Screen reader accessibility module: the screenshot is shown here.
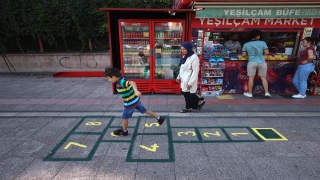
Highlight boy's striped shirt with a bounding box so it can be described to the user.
[116,77,140,108]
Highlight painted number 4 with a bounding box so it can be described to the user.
[140,143,159,152]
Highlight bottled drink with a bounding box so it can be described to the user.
[133,66,138,78]
[128,56,132,65]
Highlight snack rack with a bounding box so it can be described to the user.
[199,32,225,96]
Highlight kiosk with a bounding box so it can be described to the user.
[100,0,320,95]
[190,1,320,95]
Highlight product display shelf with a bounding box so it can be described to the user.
[200,65,224,96]
[199,31,225,96]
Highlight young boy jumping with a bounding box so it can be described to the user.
[105,67,166,136]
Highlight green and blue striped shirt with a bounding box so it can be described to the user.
[116,77,140,108]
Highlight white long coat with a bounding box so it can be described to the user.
[176,54,200,93]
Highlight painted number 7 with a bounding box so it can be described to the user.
[64,142,87,150]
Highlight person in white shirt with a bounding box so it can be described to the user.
[176,42,205,113]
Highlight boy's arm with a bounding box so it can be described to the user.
[242,44,247,57]
[129,81,142,97]
[242,51,247,57]
[263,42,269,55]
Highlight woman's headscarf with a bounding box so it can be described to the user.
[179,42,194,66]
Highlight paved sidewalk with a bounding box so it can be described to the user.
[1,73,320,114]
[0,73,320,180]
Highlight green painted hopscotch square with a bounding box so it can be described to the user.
[252,128,288,141]
[222,127,263,142]
[171,127,200,142]
[198,128,228,142]
[126,135,174,162]
[43,116,115,161]
[126,116,174,162]
[45,134,100,161]
[74,117,112,133]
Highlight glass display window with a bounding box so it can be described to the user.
[154,22,183,79]
[120,22,151,79]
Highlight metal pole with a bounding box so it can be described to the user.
[1,52,17,73]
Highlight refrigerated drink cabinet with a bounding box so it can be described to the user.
[118,20,185,94]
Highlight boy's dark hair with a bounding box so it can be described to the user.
[250,30,262,39]
[105,67,121,78]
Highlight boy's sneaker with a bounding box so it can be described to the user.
[292,94,306,98]
[157,116,166,125]
[113,128,128,136]
[265,92,271,97]
[243,92,253,98]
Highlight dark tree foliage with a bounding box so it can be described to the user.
[0,0,172,53]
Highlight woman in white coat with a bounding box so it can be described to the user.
[176,42,205,113]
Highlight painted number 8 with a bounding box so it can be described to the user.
[85,122,101,126]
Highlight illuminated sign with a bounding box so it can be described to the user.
[197,8,320,18]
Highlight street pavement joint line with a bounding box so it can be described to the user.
[1,112,320,118]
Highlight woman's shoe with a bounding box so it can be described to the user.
[180,109,192,113]
[198,101,206,110]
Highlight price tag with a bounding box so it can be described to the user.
[143,32,149,37]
